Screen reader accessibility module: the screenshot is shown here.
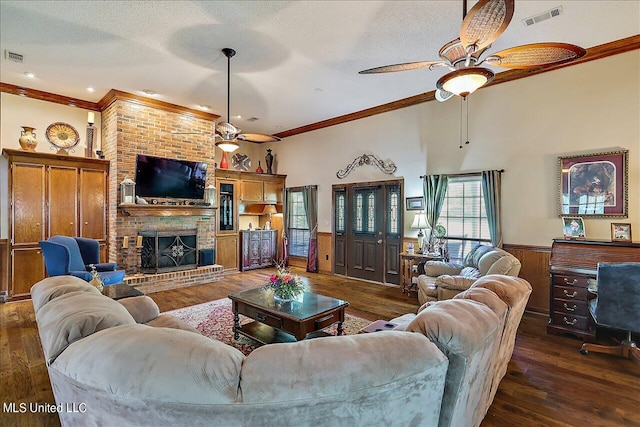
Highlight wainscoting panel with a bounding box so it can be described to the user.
[504,244,551,314]
[318,232,332,275]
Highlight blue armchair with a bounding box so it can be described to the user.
[39,236,125,285]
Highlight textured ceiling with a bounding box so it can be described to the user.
[1,1,638,135]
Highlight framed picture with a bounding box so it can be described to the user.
[611,223,632,242]
[558,150,628,217]
[562,216,586,239]
[405,196,424,211]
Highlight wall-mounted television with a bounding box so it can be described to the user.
[134,154,208,199]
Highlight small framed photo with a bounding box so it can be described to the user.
[405,196,424,211]
[562,216,586,239]
[611,223,632,242]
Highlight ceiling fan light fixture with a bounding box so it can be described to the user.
[215,140,241,153]
[436,67,494,97]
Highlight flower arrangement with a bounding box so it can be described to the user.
[262,264,305,301]
[88,264,103,292]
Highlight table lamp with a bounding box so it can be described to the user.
[411,212,429,253]
[262,204,277,230]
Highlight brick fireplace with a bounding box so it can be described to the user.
[101,92,223,291]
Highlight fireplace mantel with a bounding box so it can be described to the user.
[119,204,216,217]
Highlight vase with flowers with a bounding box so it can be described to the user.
[262,263,305,303]
[88,264,104,293]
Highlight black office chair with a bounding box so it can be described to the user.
[580,262,640,362]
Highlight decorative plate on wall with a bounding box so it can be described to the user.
[45,122,79,153]
[232,153,251,171]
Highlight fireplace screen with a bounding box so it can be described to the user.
[140,229,198,273]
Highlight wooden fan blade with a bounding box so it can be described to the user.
[238,133,281,143]
[460,0,514,51]
[358,60,444,74]
[485,43,587,69]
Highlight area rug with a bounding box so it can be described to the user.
[164,298,373,355]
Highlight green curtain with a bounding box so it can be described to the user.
[481,170,503,247]
[301,185,318,272]
[423,174,449,229]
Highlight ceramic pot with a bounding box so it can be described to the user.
[265,149,274,174]
[18,126,38,151]
[256,161,264,174]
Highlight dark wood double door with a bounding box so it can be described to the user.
[333,181,402,284]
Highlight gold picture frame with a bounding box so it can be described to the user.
[611,223,632,242]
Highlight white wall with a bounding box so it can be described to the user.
[270,51,640,246]
[0,93,102,239]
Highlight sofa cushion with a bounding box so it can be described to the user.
[241,331,447,403]
[31,276,101,313]
[484,253,521,276]
[117,296,160,324]
[460,266,481,279]
[424,261,463,276]
[464,244,493,267]
[453,287,508,322]
[145,314,202,334]
[36,292,135,364]
[51,324,244,404]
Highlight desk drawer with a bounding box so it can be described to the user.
[552,312,590,331]
[244,306,282,329]
[552,299,588,316]
[552,274,591,288]
[553,285,588,301]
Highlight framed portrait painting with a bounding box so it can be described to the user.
[558,150,628,217]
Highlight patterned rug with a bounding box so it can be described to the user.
[164,298,373,355]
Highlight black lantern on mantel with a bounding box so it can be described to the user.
[120,177,135,205]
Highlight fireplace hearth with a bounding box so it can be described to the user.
[140,229,198,273]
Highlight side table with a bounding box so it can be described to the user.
[102,283,144,300]
[400,253,443,296]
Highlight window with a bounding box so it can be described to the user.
[287,190,309,257]
[335,190,346,233]
[387,185,400,236]
[438,175,490,263]
[353,188,376,234]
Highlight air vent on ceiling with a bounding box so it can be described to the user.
[523,6,563,27]
[246,117,259,122]
[5,50,24,63]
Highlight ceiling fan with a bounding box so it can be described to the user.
[359,0,587,101]
[174,47,281,152]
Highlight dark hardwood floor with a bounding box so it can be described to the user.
[1,269,639,427]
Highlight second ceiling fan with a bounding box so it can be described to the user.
[359,0,587,101]
[176,47,281,152]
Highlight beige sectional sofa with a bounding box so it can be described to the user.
[31,274,531,427]
[417,244,522,304]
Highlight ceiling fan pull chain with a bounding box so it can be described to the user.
[465,96,470,146]
[459,97,464,149]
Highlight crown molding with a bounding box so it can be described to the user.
[0,82,100,111]
[97,89,219,121]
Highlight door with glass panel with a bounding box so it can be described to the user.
[333,181,402,284]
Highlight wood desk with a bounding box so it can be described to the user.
[400,253,443,296]
[547,238,640,340]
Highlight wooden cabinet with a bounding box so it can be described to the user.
[240,230,277,271]
[240,180,264,202]
[215,169,285,270]
[547,238,640,340]
[216,234,239,271]
[3,149,110,299]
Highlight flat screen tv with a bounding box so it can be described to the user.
[134,154,208,199]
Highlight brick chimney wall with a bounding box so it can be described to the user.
[102,99,217,273]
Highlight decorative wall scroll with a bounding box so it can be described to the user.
[558,150,628,218]
[336,154,397,179]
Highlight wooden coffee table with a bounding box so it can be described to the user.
[229,287,349,345]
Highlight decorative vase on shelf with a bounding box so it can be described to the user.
[220,151,229,169]
[256,161,264,174]
[18,126,38,151]
[265,149,274,174]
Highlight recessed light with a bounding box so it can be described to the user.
[314,88,323,92]
[199,105,211,110]
[233,115,242,119]
[24,72,34,78]
[142,89,157,96]
[87,87,95,92]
